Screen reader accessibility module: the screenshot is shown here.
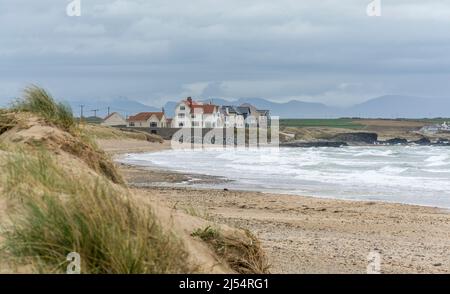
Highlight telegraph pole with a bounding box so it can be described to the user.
[79,105,84,119]
[91,109,99,117]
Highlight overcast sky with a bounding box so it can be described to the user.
[1,0,450,107]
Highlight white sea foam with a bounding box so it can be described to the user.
[120,146,450,208]
[424,154,450,167]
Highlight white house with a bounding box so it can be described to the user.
[127,112,167,128]
[173,97,223,128]
[173,97,194,128]
[101,112,127,127]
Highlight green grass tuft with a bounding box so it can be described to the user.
[192,226,219,240]
[12,85,75,131]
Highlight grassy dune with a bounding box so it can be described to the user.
[0,86,268,274]
[0,87,191,273]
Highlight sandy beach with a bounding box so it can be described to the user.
[99,139,450,274]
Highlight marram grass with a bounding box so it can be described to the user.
[12,85,75,131]
[5,85,124,185]
[3,151,192,273]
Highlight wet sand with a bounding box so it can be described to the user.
[101,139,450,274]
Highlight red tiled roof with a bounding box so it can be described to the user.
[127,112,164,122]
[182,99,200,107]
[190,104,217,114]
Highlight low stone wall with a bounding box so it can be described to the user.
[116,127,277,145]
[122,127,222,140]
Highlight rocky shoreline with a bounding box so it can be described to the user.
[281,132,450,148]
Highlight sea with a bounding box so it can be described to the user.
[120,146,450,209]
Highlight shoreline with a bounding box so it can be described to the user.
[115,142,450,210]
[99,138,450,273]
[117,160,450,212]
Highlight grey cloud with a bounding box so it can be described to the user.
[0,0,449,107]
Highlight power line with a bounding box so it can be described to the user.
[91,109,99,117]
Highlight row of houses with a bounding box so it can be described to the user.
[101,97,270,129]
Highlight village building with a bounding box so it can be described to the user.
[236,104,270,127]
[101,112,127,127]
[127,111,167,128]
[219,106,245,128]
[173,97,223,128]
[173,97,196,128]
[125,98,270,130]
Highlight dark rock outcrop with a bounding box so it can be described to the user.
[411,137,431,145]
[330,132,378,144]
[383,138,408,145]
[435,138,450,146]
[380,137,435,145]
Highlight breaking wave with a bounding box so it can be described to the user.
[120,146,450,209]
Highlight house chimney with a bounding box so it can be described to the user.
[187,97,193,107]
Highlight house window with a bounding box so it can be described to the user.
[150,122,158,127]
[179,122,184,127]
[129,122,135,127]
[180,106,185,110]
[178,113,185,118]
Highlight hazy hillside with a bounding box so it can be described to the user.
[202,97,341,118]
[162,101,179,118]
[348,95,450,118]
[198,96,450,118]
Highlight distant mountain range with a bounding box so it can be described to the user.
[199,97,338,119]
[348,95,450,118]
[165,95,450,118]
[66,95,450,119]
